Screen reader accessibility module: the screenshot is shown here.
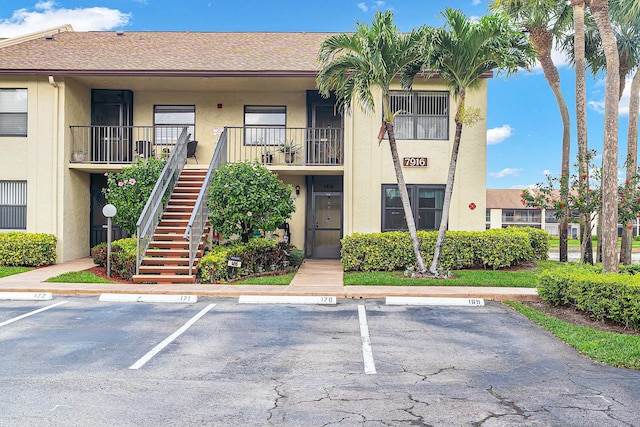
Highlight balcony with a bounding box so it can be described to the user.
[223,127,343,166]
[70,125,190,165]
[70,126,344,168]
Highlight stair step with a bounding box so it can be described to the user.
[139,265,196,274]
[162,212,192,219]
[142,257,192,266]
[152,233,186,241]
[145,248,190,257]
[158,219,189,227]
[132,274,196,284]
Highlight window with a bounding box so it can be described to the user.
[502,209,541,224]
[390,91,448,140]
[244,105,286,145]
[0,181,26,229]
[0,89,27,137]
[382,184,445,231]
[154,105,195,145]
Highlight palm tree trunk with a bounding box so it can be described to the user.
[385,121,427,273]
[530,28,570,263]
[591,0,620,273]
[573,0,593,264]
[620,70,640,264]
[430,94,465,275]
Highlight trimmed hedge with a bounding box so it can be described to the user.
[0,232,57,266]
[538,265,640,329]
[198,238,303,283]
[341,227,548,272]
[91,238,137,280]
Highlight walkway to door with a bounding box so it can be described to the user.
[286,259,344,294]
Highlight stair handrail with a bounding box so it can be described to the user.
[136,128,189,275]
[183,128,228,275]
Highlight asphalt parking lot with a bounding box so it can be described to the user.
[1,296,639,426]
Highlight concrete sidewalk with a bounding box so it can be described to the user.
[0,258,539,301]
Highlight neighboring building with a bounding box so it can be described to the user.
[0,26,488,263]
[486,189,582,238]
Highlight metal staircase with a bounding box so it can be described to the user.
[132,167,209,283]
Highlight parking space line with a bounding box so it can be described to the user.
[358,305,376,375]
[386,297,485,306]
[129,303,216,370]
[0,301,68,327]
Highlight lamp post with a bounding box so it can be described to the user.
[102,204,117,278]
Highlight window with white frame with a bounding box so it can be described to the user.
[382,184,445,231]
[0,181,27,229]
[390,91,448,140]
[153,105,195,145]
[0,89,28,137]
[244,105,286,145]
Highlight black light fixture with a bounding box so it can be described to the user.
[295,185,300,196]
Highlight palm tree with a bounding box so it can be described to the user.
[492,0,573,263]
[569,0,594,265]
[590,0,620,273]
[411,8,535,274]
[316,11,429,272]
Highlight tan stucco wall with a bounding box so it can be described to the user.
[0,78,61,250]
[133,90,309,165]
[60,78,92,260]
[345,79,487,235]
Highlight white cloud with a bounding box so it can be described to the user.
[0,1,130,38]
[542,169,554,176]
[358,1,388,12]
[357,2,368,12]
[472,0,482,5]
[486,124,512,145]
[588,75,634,116]
[489,168,521,178]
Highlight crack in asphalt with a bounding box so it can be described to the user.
[267,377,286,425]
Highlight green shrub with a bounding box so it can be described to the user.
[0,232,57,266]
[634,235,640,242]
[539,265,640,329]
[518,227,549,260]
[197,238,303,283]
[90,238,137,280]
[341,228,545,272]
[103,156,167,235]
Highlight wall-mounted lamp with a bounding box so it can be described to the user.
[295,185,300,196]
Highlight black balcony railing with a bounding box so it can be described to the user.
[70,125,191,164]
[70,125,344,166]
[224,127,343,166]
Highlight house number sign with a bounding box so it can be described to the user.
[403,157,428,167]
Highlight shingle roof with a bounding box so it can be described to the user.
[0,30,335,76]
[486,189,528,209]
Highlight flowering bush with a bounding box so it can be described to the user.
[207,161,295,242]
[103,155,166,235]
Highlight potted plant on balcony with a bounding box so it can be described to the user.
[279,140,301,164]
[72,150,88,162]
[261,147,273,164]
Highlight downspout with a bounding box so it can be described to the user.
[49,76,61,261]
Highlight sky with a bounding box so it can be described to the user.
[0,0,633,190]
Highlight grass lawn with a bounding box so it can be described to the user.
[343,260,561,287]
[0,266,32,278]
[548,238,640,249]
[232,272,296,285]
[46,271,116,284]
[506,301,640,370]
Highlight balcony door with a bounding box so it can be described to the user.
[91,90,133,162]
[306,91,342,164]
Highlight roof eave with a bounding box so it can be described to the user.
[0,69,321,78]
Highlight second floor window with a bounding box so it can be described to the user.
[0,89,28,137]
[244,105,286,145]
[154,105,195,145]
[390,91,448,140]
